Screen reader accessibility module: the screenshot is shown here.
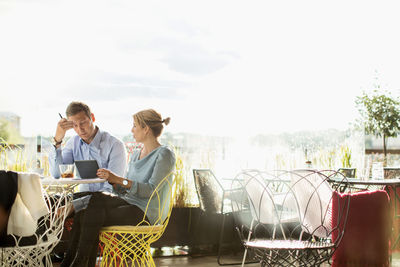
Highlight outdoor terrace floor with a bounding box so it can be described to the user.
[52,251,400,266]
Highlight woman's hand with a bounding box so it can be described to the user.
[97,169,131,188]
[97,168,121,185]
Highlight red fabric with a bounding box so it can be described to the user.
[331,190,391,267]
[65,218,74,231]
[384,185,400,253]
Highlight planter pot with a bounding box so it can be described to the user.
[338,168,356,178]
[384,167,400,179]
[152,207,242,254]
[153,207,197,248]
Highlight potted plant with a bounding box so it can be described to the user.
[338,145,356,178]
[356,88,400,166]
[174,150,190,208]
[153,147,198,249]
[0,139,30,172]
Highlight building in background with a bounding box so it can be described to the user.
[365,135,400,154]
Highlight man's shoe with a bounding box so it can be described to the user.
[51,252,64,263]
[70,254,89,267]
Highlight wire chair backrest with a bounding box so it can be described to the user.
[289,169,334,237]
[142,171,176,228]
[236,170,296,225]
[230,169,350,249]
[1,174,71,267]
[193,169,224,214]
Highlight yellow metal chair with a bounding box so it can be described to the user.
[98,172,176,267]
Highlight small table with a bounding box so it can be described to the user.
[329,177,400,250]
[41,177,106,194]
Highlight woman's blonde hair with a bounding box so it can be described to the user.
[133,109,170,138]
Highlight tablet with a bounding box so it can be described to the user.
[74,160,100,179]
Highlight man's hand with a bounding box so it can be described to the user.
[55,118,74,142]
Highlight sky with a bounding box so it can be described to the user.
[1,0,400,139]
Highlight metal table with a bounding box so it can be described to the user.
[41,177,106,194]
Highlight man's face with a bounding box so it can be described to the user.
[68,111,95,142]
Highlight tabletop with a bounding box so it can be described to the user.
[329,177,400,186]
[41,177,106,185]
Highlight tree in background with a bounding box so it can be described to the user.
[356,89,400,165]
[0,120,9,142]
[0,119,23,144]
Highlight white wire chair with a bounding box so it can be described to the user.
[1,183,71,267]
[230,169,350,267]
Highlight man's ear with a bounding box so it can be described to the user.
[91,113,95,123]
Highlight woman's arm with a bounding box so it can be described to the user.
[97,147,176,197]
[96,168,130,187]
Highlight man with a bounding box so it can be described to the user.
[48,101,127,262]
[49,101,127,193]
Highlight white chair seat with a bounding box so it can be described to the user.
[246,239,334,250]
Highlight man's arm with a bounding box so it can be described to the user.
[107,140,127,177]
[48,139,74,178]
[49,117,74,178]
[87,139,126,193]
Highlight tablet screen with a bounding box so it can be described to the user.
[74,160,100,179]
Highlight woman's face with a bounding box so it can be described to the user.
[131,119,146,142]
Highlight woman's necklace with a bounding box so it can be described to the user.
[140,148,149,159]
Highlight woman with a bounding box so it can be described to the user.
[61,109,176,267]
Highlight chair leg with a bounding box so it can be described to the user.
[217,214,233,266]
[218,214,258,266]
[241,219,255,267]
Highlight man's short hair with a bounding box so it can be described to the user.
[66,101,92,118]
